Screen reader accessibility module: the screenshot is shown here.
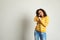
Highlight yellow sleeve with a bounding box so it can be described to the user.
[34,16,39,22]
[41,16,49,27]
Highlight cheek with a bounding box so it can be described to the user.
[39,13,41,15]
[42,13,44,15]
[40,13,43,15]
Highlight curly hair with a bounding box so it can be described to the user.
[36,8,47,17]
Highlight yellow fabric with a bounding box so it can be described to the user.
[34,16,49,32]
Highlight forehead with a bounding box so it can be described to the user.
[38,10,43,12]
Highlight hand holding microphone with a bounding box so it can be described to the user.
[37,17,41,24]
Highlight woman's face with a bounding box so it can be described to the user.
[38,10,44,17]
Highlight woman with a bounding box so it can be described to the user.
[34,8,49,40]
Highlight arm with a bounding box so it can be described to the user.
[34,16,39,22]
[40,16,49,27]
[34,16,49,27]
[34,16,41,25]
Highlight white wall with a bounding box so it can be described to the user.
[0,0,60,40]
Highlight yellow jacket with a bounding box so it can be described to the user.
[34,16,49,32]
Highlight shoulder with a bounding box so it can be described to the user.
[34,16,38,19]
[43,16,49,21]
[45,16,50,21]
[45,16,49,19]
